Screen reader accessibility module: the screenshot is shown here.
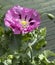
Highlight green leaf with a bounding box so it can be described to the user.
[33,39,47,50]
[0,27,4,36]
[8,55,14,59]
[48,62,55,65]
[3,59,12,65]
[36,39,47,50]
[40,27,46,37]
[43,50,55,58]
[38,54,45,60]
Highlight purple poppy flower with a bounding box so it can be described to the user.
[4,6,41,34]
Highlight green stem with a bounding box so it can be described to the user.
[41,13,55,20]
[30,50,32,62]
[41,13,48,16]
[29,45,33,62]
[24,47,29,53]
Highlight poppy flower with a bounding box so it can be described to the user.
[4,6,40,34]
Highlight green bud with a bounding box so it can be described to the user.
[47,14,55,20]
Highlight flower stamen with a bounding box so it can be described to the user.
[21,20,28,28]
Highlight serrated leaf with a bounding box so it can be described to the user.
[40,27,46,37]
[43,50,55,58]
[33,39,47,50]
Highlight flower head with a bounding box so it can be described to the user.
[4,6,41,34]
